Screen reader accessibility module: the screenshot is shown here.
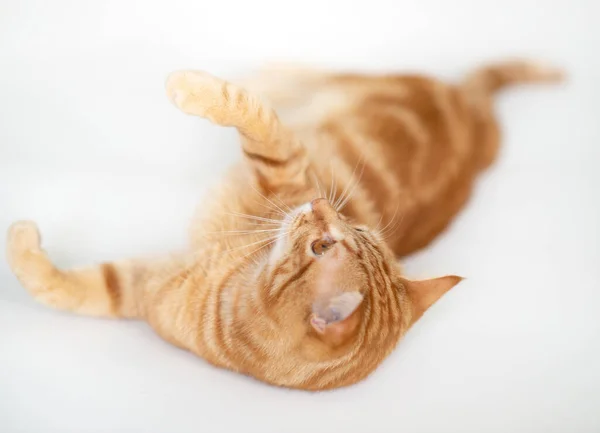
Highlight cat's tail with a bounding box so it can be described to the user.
[460,60,563,171]
[462,60,564,96]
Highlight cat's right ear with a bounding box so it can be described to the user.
[402,275,463,324]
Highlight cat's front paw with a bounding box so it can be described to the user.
[165,70,223,118]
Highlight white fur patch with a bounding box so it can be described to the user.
[267,202,312,266]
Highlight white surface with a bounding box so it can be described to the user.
[1,0,599,432]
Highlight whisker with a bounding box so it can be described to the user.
[230,230,290,251]
[329,162,338,204]
[376,203,405,242]
[334,154,365,210]
[267,188,292,213]
[255,201,287,218]
[381,212,405,241]
[226,211,282,224]
[375,208,386,231]
[377,202,400,236]
[226,231,288,253]
[336,158,366,212]
[328,163,334,203]
[251,185,290,218]
[203,228,283,236]
[242,219,280,226]
[240,235,284,261]
[311,171,325,200]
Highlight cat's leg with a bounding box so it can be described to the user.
[6,221,182,319]
[165,70,312,194]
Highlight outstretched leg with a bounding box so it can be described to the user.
[6,221,183,319]
[165,70,312,194]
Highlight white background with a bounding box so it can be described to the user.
[1,0,599,432]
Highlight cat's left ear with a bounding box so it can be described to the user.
[310,291,364,347]
[403,275,463,324]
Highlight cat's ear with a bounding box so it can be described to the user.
[403,275,463,323]
[311,291,364,347]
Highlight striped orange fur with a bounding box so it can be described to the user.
[6,60,562,390]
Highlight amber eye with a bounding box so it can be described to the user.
[311,238,336,256]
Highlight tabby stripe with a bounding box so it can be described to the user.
[243,148,304,168]
[213,268,239,362]
[361,260,385,344]
[231,316,268,363]
[259,256,292,311]
[266,260,313,307]
[243,150,290,167]
[101,263,121,313]
[222,292,266,368]
[340,239,358,256]
[220,83,231,104]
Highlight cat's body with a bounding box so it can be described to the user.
[7,60,561,390]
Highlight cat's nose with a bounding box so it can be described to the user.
[311,198,337,220]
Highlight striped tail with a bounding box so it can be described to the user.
[463,60,564,95]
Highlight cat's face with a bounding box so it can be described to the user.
[260,198,405,346]
[260,198,462,349]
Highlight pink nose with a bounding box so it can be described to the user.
[311,198,337,219]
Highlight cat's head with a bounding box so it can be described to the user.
[259,198,462,349]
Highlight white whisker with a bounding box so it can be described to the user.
[203,228,282,236]
[311,171,325,199]
[336,157,366,212]
[243,220,280,227]
[329,162,338,204]
[226,231,288,253]
[240,235,285,261]
[251,185,290,218]
[334,154,365,210]
[377,203,402,239]
[226,211,282,224]
[267,188,293,213]
[381,212,405,240]
[375,208,386,231]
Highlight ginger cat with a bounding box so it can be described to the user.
[6,60,561,390]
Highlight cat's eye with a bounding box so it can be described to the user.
[311,238,336,256]
[354,227,366,232]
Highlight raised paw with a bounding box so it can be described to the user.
[165,70,227,119]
